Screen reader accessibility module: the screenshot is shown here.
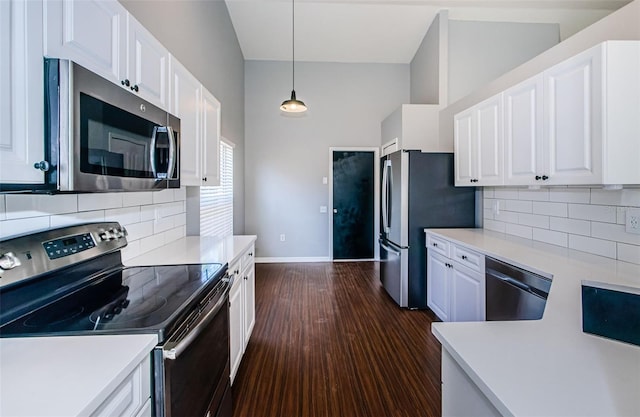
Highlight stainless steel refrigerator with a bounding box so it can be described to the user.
[379,150,476,308]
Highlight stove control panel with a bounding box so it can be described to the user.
[43,233,95,260]
[97,226,128,242]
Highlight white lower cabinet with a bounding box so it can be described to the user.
[229,243,256,384]
[426,232,485,322]
[90,354,151,417]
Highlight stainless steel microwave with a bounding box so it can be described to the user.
[38,58,180,193]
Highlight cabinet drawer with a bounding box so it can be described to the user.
[426,234,450,257]
[452,244,483,273]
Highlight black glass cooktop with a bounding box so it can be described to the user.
[0,263,225,342]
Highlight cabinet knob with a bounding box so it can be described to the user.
[535,175,542,180]
[202,177,207,182]
[542,175,549,181]
[461,255,467,260]
[244,275,247,280]
[121,79,130,87]
[432,243,438,247]
[249,252,253,257]
[33,160,50,172]
[130,85,139,92]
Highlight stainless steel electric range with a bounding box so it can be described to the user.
[0,222,232,417]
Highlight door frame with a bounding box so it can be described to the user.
[329,147,380,261]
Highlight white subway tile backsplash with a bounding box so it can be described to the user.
[532,228,568,247]
[617,243,640,265]
[120,240,142,262]
[505,223,532,240]
[140,206,156,222]
[518,189,550,201]
[5,194,78,219]
[169,213,186,227]
[518,213,549,229]
[590,189,640,207]
[591,222,640,246]
[0,216,50,239]
[154,216,175,234]
[50,210,105,228]
[0,195,6,221]
[78,193,123,211]
[494,188,520,200]
[549,188,590,203]
[549,217,591,236]
[495,210,519,224]
[105,207,141,226]
[159,202,184,218]
[504,200,533,213]
[139,234,166,254]
[484,186,639,263]
[568,235,616,259]
[152,189,175,204]
[174,187,187,201]
[163,225,186,243]
[122,192,153,207]
[532,201,568,217]
[568,204,617,223]
[124,220,154,241]
[484,219,506,233]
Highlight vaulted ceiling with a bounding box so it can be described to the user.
[224,0,631,63]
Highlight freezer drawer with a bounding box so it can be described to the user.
[379,239,408,307]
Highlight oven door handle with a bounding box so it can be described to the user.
[163,283,229,360]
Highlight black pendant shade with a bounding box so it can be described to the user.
[280,90,307,113]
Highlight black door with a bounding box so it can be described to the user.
[332,151,374,260]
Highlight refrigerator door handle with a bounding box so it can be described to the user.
[382,160,391,234]
[379,239,401,256]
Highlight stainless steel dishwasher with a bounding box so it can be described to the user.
[485,257,552,320]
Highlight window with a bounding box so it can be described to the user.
[200,139,233,237]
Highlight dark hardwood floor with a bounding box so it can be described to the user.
[231,262,442,417]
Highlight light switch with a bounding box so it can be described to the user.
[322,177,328,185]
[320,206,327,213]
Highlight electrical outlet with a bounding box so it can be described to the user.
[626,208,640,235]
[320,206,327,213]
[280,234,286,242]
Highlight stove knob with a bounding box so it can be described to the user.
[98,230,108,241]
[0,252,21,270]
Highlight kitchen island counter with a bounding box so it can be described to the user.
[427,228,640,416]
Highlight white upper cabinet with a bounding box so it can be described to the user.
[457,40,640,187]
[543,44,603,185]
[170,56,220,186]
[454,94,504,186]
[44,0,125,84]
[0,0,45,186]
[504,75,544,186]
[126,14,169,110]
[45,0,169,110]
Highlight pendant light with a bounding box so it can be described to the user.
[280,0,307,113]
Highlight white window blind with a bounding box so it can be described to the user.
[200,140,233,238]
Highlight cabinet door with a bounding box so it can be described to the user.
[544,45,603,185]
[451,263,485,322]
[201,88,221,186]
[427,250,450,321]
[44,0,125,84]
[475,95,503,186]
[170,57,202,186]
[126,14,169,110]
[243,266,256,349]
[229,277,244,384]
[504,75,544,186]
[0,0,45,185]
[454,109,475,186]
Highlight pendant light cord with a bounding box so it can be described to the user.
[292,0,295,91]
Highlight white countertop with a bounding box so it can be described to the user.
[125,235,257,267]
[0,334,157,417]
[426,228,640,417]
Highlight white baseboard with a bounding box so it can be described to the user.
[255,256,331,264]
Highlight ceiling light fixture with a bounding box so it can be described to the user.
[280,0,307,113]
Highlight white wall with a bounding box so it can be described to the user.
[410,13,440,105]
[483,187,640,265]
[447,20,559,104]
[0,190,187,262]
[245,60,409,259]
[119,0,246,234]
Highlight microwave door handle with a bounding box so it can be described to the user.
[150,126,159,177]
[166,127,176,179]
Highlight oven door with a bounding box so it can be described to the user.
[154,280,231,417]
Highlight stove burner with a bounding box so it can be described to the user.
[89,295,168,325]
[24,306,85,328]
